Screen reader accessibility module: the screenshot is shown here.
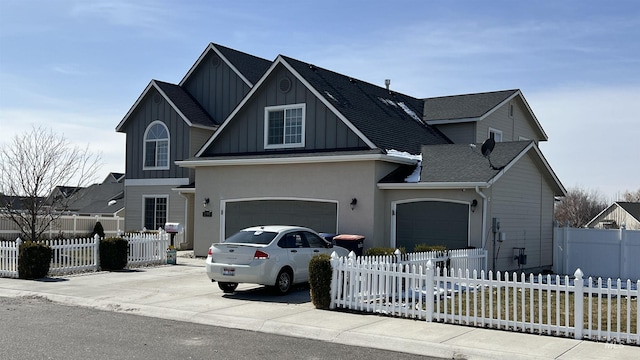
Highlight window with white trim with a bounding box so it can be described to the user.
[144,121,169,169]
[264,104,305,149]
[489,128,503,142]
[143,196,167,230]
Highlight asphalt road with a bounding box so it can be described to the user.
[1,296,442,360]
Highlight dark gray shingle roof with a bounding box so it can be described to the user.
[67,182,125,215]
[283,56,451,154]
[155,80,218,126]
[617,202,640,222]
[420,141,532,183]
[423,89,518,122]
[214,43,272,85]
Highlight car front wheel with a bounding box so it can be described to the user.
[218,282,238,293]
[272,269,292,295]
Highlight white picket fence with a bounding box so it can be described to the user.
[0,232,170,278]
[330,253,640,345]
[398,248,487,275]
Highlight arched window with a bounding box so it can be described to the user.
[143,121,169,169]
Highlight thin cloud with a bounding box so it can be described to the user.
[69,0,173,32]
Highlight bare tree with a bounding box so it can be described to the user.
[555,187,607,228]
[0,126,102,241]
[622,188,640,202]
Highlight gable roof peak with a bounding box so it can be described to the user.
[179,42,271,87]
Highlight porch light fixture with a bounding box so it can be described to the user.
[471,199,478,212]
[203,198,210,208]
[350,198,358,210]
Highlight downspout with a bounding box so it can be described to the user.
[475,186,488,249]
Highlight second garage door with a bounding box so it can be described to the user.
[224,200,337,238]
[395,200,469,251]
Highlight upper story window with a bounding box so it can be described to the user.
[489,128,503,142]
[264,104,305,149]
[144,121,170,170]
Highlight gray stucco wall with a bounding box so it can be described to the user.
[191,160,384,256]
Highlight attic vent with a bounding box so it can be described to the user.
[279,77,292,93]
[211,55,221,67]
[153,94,162,103]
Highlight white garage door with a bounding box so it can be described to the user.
[224,200,337,238]
[395,201,469,251]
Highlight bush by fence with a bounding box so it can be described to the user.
[0,232,170,278]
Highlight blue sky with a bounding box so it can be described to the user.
[1,0,638,200]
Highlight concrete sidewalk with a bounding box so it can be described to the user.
[0,255,636,359]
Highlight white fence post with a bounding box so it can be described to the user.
[330,252,339,310]
[425,260,434,322]
[620,224,626,280]
[573,268,584,340]
[563,222,570,275]
[16,237,22,279]
[94,234,100,271]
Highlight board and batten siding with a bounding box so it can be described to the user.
[123,184,187,232]
[489,151,555,272]
[123,87,191,180]
[202,64,368,156]
[182,51,252,124]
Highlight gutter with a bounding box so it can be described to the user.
[475,186,488,249]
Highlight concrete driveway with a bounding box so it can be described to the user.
[0,254,637,360]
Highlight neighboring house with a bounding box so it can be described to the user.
[67,173,126,217]
[47,172,125,217]
[0,173,125,239]
[586,202,640,230]
[118,43,566,272]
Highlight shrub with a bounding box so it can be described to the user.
[308,253,333,309]
[99,237,128,271]
[18,241,52,279]
[365,247,405,256]
[413,244,446,252]
[93,221,105,238]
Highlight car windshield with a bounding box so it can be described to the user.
[223,230,278,245]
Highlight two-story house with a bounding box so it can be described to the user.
[116,44,271,245]
[118,43,565,272]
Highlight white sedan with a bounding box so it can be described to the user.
[206,225,350,294]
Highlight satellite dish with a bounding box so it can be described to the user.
[481,138,495,157]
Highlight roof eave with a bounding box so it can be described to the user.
[177,153,415,168]
[425,116,483,125]
[378,182,489,190]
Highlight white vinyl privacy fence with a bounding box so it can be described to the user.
[0,214,124,240]
[554,225,640,280]
[330,253,639,345]
[0,232,170,278]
